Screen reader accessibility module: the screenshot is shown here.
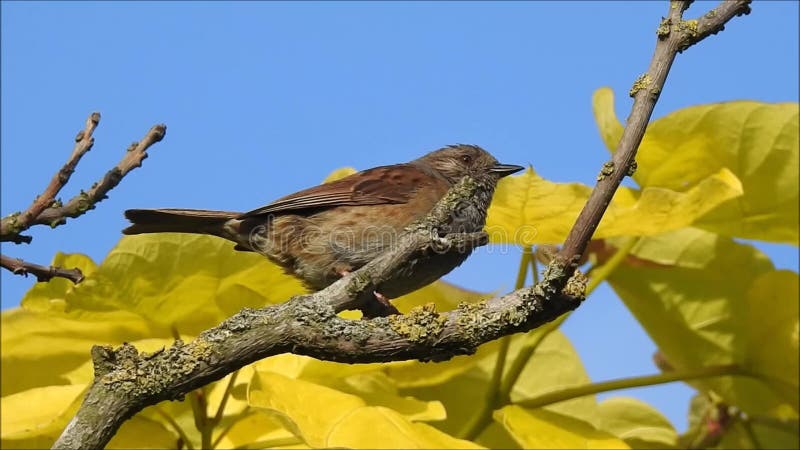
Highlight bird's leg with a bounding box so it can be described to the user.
[336,268,399,318]
[360,291,400,319]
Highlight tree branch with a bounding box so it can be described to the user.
[0,254,84,284]
[0,113,100,242]
[0,118,167,242]
[52,176,587,450]
[52,2,752,448]
[555,0,751,273]
[31,124,167,229]
[0,116,166,287]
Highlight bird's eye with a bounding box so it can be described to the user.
[461,154,472,164]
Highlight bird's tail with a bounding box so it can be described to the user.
[123,208,239,238]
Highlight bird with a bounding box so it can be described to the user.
[123,144,523,315]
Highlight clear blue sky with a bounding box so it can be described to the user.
[2,1,798,433]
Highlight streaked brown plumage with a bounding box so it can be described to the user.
[123,144,522,307]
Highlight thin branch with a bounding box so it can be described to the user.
[516,364,750,410]
[32,124,167,229]
[153,407,195,450]
[555,0,751,273]
[0,253,84,284]
[0,119,167,242]
[52,2,752,448]
[0,113,100,242]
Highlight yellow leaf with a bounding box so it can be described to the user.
[1,307,163,396]
[401,330,599,439]
[494,405,629,449]
[593,87,799,243]
[253,353,390,386]
[485,167,741,245]
[248,371,472,448]
[592,397,678,449]
[607,228,798,416]
[63,234,306,335]
[205,367,254,419]
[742,270,799,412]
[327,406,482,449]
[1,384,86,439]
[323,166,357,182]
[499,330,597,422]
[339,371,447,422]
[385,340,502,389]
[106,415,178,449]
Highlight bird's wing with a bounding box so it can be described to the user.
[238,164,439,218]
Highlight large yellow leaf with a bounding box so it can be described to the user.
[485,167,741,245]
[498,330,597,422]
[1,307,164,396]
[106,415,179,449]
[59,234,307,335]
[1,384,86,447]
[606,228,799,417]
[0,382,177,449]
[248,371,479,448]
[592,397,678,449]
[593,87,799,244]
[494,405,629,449]
[251,356,446,423]
[403,330,598,442]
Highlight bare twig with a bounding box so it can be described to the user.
[52,2,752,448]
[0,118,167,241]
[0,113,100,242]
[0,254,84,284]
[555,0,751,273]
[32,124,167,228]
[0,117,166,286]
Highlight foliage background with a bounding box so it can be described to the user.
[1,1,798,444]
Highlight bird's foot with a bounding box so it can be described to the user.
[336,269,399,318]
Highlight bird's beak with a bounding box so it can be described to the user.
[490,163,525,177]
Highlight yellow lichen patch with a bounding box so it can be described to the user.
[455,300,488,328]
[597,161,615,181]
[656,18,671,38]
[388,303,448,343]
[563,270,588,300]
[629,73,653,98]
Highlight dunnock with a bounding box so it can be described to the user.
[124,144,522,312]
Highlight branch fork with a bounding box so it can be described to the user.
[0,114,166,284]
